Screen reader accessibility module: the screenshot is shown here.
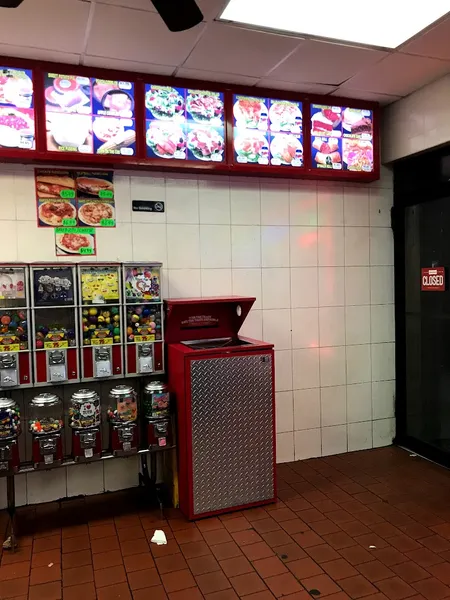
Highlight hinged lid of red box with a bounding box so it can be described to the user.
[164,296,255,343]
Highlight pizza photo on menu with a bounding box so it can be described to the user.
[55,232,95,255]
[78,202,115,226]
[38,201,77,226]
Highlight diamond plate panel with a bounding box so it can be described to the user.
[190,353,274,516]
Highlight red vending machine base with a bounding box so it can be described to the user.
[165,296,276,520]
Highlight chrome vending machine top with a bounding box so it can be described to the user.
[165,296,276,520]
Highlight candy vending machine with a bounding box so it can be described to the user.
[123,263,164,376]
[31,264,79,385]
[78,264,123,381]
[0,264,32,388]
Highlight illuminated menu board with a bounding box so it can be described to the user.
[310,104,374,173]
[0,67,35,151]
[44,73,136,156]
[145,85,225,162]
[232,95,303,167]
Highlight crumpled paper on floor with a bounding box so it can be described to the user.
[151,529,167,545]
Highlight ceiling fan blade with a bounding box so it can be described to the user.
[151,0,203,32]
[0,0,24,6]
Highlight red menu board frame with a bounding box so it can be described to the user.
[0,55,380,183]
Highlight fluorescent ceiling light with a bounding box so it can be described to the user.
[219,0,450,49]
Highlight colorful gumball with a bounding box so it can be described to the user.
[89,308,98,316]
[36,339,44,349]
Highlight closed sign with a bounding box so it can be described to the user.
[421,267,446,291]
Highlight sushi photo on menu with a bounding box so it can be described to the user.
[0,67,35,150]
[144,84,225,163]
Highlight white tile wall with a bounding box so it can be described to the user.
[0,166,396,509]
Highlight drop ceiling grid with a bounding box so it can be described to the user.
[0,0,449,103]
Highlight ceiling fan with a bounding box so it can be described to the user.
[151,0,203,32]
[0,0,203,31]
[0,0,24,6]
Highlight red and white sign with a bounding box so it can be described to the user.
[421,267,446,292]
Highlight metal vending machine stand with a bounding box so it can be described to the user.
[31,264,79,385]
[123,263,164,377]
[78,263,123,380]
[0,398,21,474]
[165,296,276,520]
[0,264,32,389]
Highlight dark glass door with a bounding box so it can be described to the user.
[401,197,450,463]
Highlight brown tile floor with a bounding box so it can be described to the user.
[3,447,450,599]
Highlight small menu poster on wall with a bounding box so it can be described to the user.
[44,73,135,155]
[310,104,374,172]
[145,84,225,162]
[35,168,115,228]
[0,66,35,150]
[54,227,96,256]
[232,94,303,167]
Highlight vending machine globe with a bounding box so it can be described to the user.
[0,398,21,474]
[69,389,102,461]
[107,384,138,455]
[29,392,64,468]
[0,264,32,389]
[143,381,171,448]
[123,263,164,377]
[30,265,79,384]
[78,264,123,380]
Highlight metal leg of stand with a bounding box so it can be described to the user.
[150,452,164,519]
[3,475,16,552]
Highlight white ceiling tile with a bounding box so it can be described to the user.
[96,0,156,10]
[331,88,401,105]
[401,16,450,60]
[341,53,450,96]
[0,0,89,53]
[175,67,258,86]
[86,3,205,65]
[183,23,301,77]
[83,55,175,76]
[257,79,338,95]
[268,41,386,86]
[0,44,80,65]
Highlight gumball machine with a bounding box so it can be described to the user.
[30,265,79,385]
[107,384,138,455]
[0,264,32,388]
[69,389,102,461]
[78,264,123,381]
[142,381,171,448]
[0,398,21,474]
[29,392,64,468]
[122,263,164,377]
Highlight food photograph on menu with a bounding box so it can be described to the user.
[310,104,374,172]
[145,85,225,162]
[0,67,35,150]
[36,170,77,227]
[44,73,136,156]
[76,171,115,228]
[233,95,303,168]
[55,227,96,257]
